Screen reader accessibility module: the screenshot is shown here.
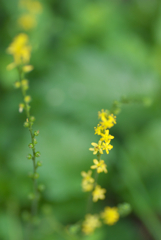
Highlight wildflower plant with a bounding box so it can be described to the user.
[81,109,131,235]
[7,0,43,220]
[6,0,132,238]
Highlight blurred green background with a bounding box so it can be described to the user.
[1,0,161,239]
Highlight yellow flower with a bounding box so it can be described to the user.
[82,214,101,235]
[101,114,116,129]
[23,65,34,72]
[101,207,119,225]
[7,33,31,66]
[94,124,103,135]
[100,129,114,143]
[82,181,94,192]
[92,185,106,202]
[89,141,103,155]
[81,170,94,183]
[24,95,31,103]
[81,170,94,192]
[18,14,37,30]
[108,114,116,125]
[102,141,113,154]
[91,159,107,173]
[98,109,109,122]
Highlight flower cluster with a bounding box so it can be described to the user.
[81,109,120,234]
[82,109,116,201]
[90,110,116,155]
[18,0,42,30]
[82,206,119,235]
[7,33,33,71]
[82,214,101,235]
[7,0,42,71]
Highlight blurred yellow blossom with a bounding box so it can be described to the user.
[18,14,37,30]
[92,185,106,202]
[81,170,94,192]
[24,95,31,103]
[81,170,94,182]
[23,65,34,72]
[7,33,31,67]
[101,207,119,225]
[82,181,94,192]
[82,214,101,235]
[91,159,107,173]
[89,141,103,155]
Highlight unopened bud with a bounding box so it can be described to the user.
[37,161,42,167]
[27,154,32,159]
[34,130,39,136]
[24,122,29,128]
[30,116,35,122]
[24,95,31,103]
[118,203,132,217]
[35,151,40,157]
[28,143,34,148]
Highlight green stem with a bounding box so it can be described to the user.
[86,152,100,213]
[18,67,38,217]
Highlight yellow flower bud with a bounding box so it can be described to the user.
[23,65,34,72]
[24,95,31,103]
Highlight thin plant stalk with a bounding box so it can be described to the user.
[18,67,38,217]
[86,152,100,214]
